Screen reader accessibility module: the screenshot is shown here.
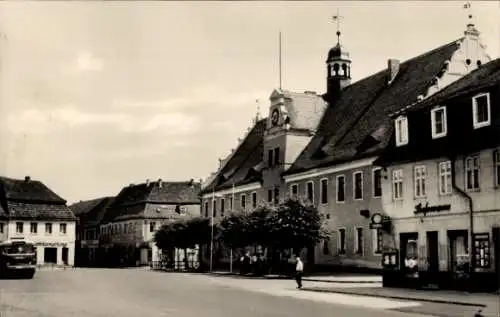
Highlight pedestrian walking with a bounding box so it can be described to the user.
[295,256,303,289]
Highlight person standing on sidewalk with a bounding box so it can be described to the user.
[295,256,304,289]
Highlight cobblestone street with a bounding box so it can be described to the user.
[0,268,493,317]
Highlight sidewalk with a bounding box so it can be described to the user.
[208,271,382,283]
[301,284,500,316]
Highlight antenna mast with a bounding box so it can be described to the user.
[279,30,282,90]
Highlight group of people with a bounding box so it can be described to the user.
[238,252,304,289]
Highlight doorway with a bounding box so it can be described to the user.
[44,247,57,264]
[426,231,439,285]
[62,247,68,265]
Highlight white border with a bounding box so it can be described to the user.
[413,165,427,198]
[472,92,491,129]
[395,115,409,147]
[337,227,346,255]
[336,174,346,203]
[353,171,364,200]
[306,181,314,204]
[319,178,329,205]
[431,106,447,139]
[372,167,382,198]
[354,226,364,255]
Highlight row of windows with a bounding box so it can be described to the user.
[14,222,67,235]
[391,151,500,200]
[396,92,492,146]
[290,168,383,204]
[101,222,140,236]
[323,228,383,256]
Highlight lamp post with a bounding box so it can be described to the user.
[210,189,222,273]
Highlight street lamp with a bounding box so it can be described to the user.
[210,189,223,273]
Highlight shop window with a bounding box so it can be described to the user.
[474,233,491,269]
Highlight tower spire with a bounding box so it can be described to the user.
[463,1,479,38]
[332,9,344,44]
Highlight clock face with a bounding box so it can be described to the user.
[372,213,382,224]
[271,109,279,126]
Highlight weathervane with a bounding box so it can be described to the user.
[463,2,474,27]
[332,8,344,43]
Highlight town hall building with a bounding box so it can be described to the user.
[200,13,492,273]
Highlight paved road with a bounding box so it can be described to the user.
[0,268,483,317]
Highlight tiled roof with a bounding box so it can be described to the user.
[103,181,201,223]
[0,176,74,221]
[284,39,462,174]
[6,201,76,221]
[69,197,115,226]
[375,58,500,167]
[202,119,267,193]
[0,176,66,204]
[402,58,500,114]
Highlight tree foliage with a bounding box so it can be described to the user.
[154,198,327,252]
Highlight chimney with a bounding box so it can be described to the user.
[145,179,150,186]
[304,91,317,95]
[158,179,162,188]
[25,176,31,182]
[387,59,400,85]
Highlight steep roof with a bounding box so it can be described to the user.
[284,39,462,174]
[402,58,500,114]
[69,196,115,226]
[0,176,75,221]
[102,180,201,223]
[202,118,267,193]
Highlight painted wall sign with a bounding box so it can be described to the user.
[414,203,451,214]
[35,242,68,247]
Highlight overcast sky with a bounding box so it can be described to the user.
[0,1,498,204]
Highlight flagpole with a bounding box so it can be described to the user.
[210,186,215,273]
[229,183,235,273]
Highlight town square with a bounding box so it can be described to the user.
[0,1,499,317]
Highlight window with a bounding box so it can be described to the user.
[0,223,3,233]
[251,192,257,208]
[60,223,67,234]
[45,223,52,235]
[338,229,346,254]
[267,189,273,203]
[212,199,217,217]
[372,168,382,198]
[431,106,447,138]
[373,229,383,254]
[268,149,274,167]
[395,116,409,146]
[438,161,452,195]
[306,181,314,203]
[30,222,37,234]
[16,222,23,234]
[290,184,298,197]
[204,202,209,217]
[465,156,480,191]
[274,147,280,166]
[221,198,225,217]
[336,175,345,202]
[355,227,364,255]
[353,172,363,200]
[229,196,233,210]
[320,178,328,204]
[414,165,427,198]
[494,151,500,187]
[149,222,156,232]
[472,93,491,129]
[274,187,279,205]
[241,194,246,209]
[392,169,404,200]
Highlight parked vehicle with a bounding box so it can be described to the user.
[0,237,37,279]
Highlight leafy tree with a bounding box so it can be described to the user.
[269,198,328,252]
[219,211,252,249]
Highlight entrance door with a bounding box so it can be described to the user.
[426,231,439,285]
[493,228,500,290]
[62,247,69,265]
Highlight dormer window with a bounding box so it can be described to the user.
[395,116,409,146]
[472,93,491,129]
[431,106,447,138]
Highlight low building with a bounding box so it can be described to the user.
[375,58,500,291]
[70,196,115,267]
[99,179,201,267]
[0,176,76,266]
[200,16,491,272]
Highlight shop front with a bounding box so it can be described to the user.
[380,212,500,292]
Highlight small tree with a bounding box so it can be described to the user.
[269,198,328,253]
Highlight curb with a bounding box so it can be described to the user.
[301,288,487,307]
[303,278,382,284]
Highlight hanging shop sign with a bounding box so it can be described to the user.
[35,242,68,247]
[414,203,451,215]
[369,213,391,230]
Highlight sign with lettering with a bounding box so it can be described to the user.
[414,203,451,215]
[35,242,68,247]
